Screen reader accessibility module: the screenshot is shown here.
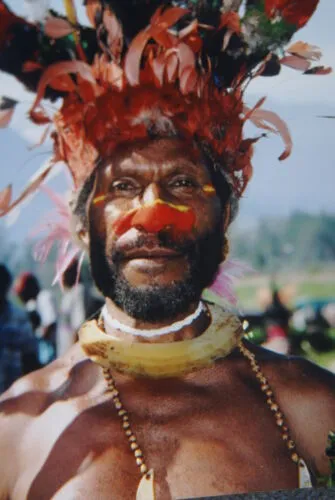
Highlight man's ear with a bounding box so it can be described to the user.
[77,227,90,248]
[70,212,90,252]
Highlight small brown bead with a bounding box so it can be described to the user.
[140,464,148,475]
[282,426,288,433]
[125,429,132,437]
[118,409,127,417]
[276,418,284,427]
[256,373,263,380]
[291,452,299,464]
[252,366,260,373]
[129,435,136,442]
[115,402,122,410]
[123,421,130,429]
[134,449,143,458]
[265,390,273,397]
[282,433,289,441]
[122,415,129,422]
[136,457,144,466]
[275,411,283,419]
[261,384,269,391]
[287,440,296,450]
[271,404,279,412]
[130,442,139,451]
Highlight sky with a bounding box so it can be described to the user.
[0,0,334,241]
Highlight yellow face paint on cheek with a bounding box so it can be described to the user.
[203,184,216,195]
[93,194,107,205]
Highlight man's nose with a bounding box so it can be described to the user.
[141,182,163,205]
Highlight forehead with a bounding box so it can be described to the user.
[98,138,207,177]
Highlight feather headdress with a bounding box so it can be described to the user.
[0,0,330,216]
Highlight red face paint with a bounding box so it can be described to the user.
[113,200,196,238]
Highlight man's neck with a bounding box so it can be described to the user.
[103,298,210,343]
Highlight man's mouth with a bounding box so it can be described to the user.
[122,246,182,261]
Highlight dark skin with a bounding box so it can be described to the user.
[0,139,334,500]
[88,138,222,328]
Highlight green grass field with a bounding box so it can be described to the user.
[235,269,335,310]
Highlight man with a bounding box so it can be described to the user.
[14,272,57,362]
[0,264,39,393]
[0,1,334,499]
[263,289,291,355]
[0,138,334,499]
[57,259,93,357]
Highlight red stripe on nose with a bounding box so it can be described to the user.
[113,202,195,237]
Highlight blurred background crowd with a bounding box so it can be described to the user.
[0,256,104,393]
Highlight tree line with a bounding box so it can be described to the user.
[230,212,335,272]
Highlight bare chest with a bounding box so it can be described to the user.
[13,383,299,500]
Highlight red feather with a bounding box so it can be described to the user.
[125,7,189,86]
[0,106,15,128]
[44,16,74,39]
[280,55,311,71]
[0,185,12,215]
[85,0,101,27]
[287,41,321,61]
[304,66,332,75]
[265,0,319,29]
[22,61,43,73]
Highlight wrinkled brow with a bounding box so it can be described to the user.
[103,157,204,177]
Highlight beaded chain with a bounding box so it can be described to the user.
[102,338,309,487]
[238,340,301,466]
[103,367,150,478]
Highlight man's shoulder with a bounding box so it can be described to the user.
[240,342,334,474]
[249,342,334,394]
[0,344,99,496]
[248,343,335,439]
[0,343,88,415]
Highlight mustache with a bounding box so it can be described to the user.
[111,232,196,262]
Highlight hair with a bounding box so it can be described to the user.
[72,139,239,231]
[72,167,97,231]
[0,264,12,298]
[62,258,81,288]
[14,273,40,302]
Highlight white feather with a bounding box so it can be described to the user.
[24,0,50,23]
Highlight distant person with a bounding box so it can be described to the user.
[263,289,291,355]
[0,264,39,393]
[305,307,333,353]
[14,272,57,363]
[57,260,85,356]
[57,259,104,356]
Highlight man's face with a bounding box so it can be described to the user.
[87,138,226,321]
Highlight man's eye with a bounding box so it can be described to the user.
[112,180,137,192]
[170,178,198,189]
